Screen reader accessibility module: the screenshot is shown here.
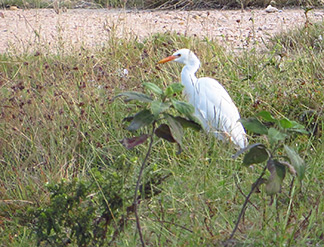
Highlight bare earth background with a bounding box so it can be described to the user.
[1,8,324,53]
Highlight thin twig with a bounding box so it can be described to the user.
[149,218,193,233]
[109,174,168,245]
[234,176,258,210]
[134,123,156,247]
[228,163,268,241]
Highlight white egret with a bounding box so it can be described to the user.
[158,48,248,149]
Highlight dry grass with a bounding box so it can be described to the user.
[0,21,323,246]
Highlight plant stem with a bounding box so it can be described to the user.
[228,163,268,240]
[134,124,156,247]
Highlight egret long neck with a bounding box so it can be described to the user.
[181,64,199,102]
[181,65,198,85]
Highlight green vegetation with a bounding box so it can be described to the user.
[1,21,323,246]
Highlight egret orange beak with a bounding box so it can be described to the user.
[158,55,177,64]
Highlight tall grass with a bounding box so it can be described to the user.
[0,23,323,246]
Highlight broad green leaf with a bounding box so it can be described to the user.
[290,121,306,129]
[114,91,153,102]
[239,117,268,135]
[165,83,184,97]
[174,116,202,131]
[257,111,276,122]
[155,124,176,143]
[171,99,195,118]
[284,145,305,180]
[288,128,309,135]
[143,82,163,95]
[150,101,170,116]
[165,115,184,146]
[279,118,293,128]
[127,109,155,131]
[266,159,286,195]
[232,143,264,159]
[120,134,150,149]
[268,128,287,146]
[290,129,309,135]
[279,118,308,134]
[288,121,309,134]
[243,144,269,166]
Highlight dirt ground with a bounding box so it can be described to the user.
[0,8,324,53]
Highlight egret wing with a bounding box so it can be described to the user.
[194,78,247,148]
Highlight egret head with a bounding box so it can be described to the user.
[158,49,200,67]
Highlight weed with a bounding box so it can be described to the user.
[0,25,323,246]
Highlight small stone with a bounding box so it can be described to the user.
[9,5,19,10]
[265,5,279,13]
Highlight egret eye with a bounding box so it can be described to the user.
[176,54,181,57]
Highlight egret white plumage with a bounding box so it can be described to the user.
[158,49,248,149]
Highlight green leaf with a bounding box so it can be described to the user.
[268,128,287,146]
[290,121,306,129]
[239,117,268,135]
[257,111,276,122]
[171,99,195,118]
[150,101,170,116]
[155,124,176,143]
[266,159,286,195]
[174,116,202,131]
[288,121,309,134]
[165,115,184,146]
[279,118,293,128]
[243,144,269,166]
[165,83,184,97]
[143,82,163,95]
[114,91,153,102]
[232,143,263,159]
[127,109,155,131]
[284,145,306,180]
[279,118,308,134]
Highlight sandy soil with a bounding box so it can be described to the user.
[0,8,324,53]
